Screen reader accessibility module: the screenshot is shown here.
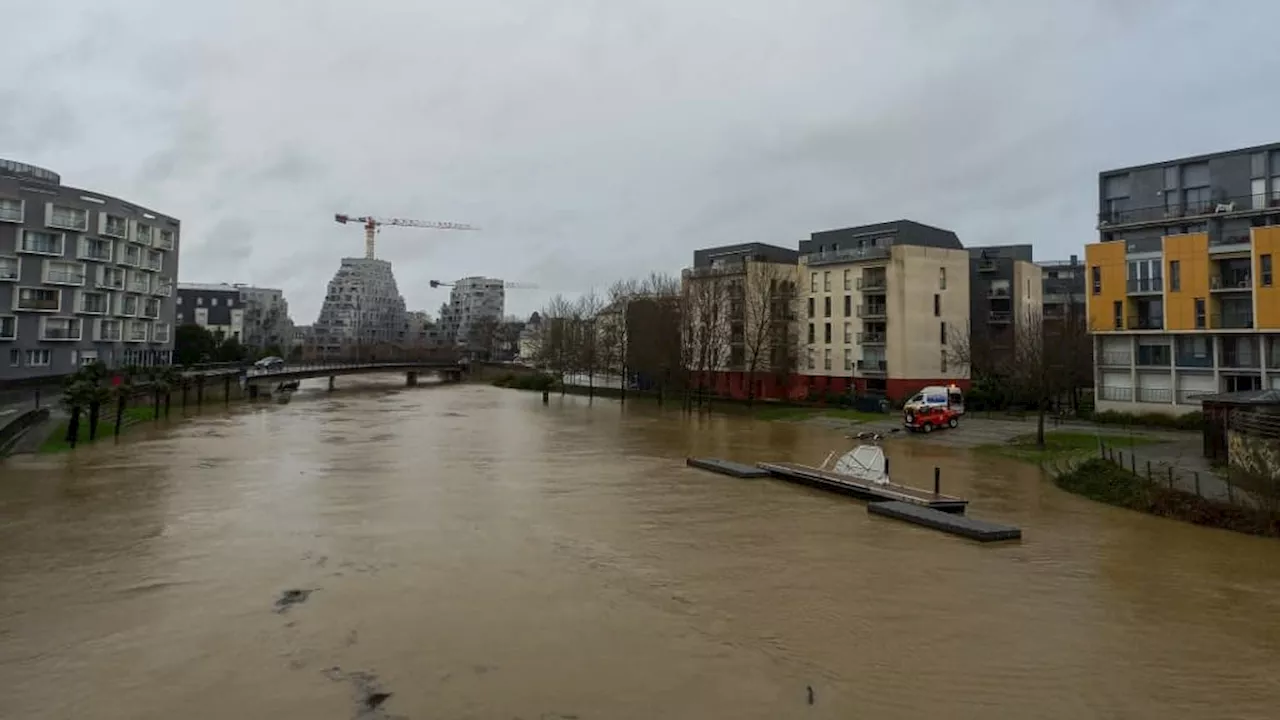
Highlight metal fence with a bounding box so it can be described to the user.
[1096,437,1261,508]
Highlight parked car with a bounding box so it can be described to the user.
[254,356,285,370]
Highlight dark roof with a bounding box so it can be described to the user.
[1101,140,1280,176]
[1197,389,1280,406]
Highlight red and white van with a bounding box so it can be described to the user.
[902,384,964,433]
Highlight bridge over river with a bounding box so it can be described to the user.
[240,360,466,391]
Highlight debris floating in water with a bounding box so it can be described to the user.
[274,588,315,613]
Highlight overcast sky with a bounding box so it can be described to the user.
[4,0,1278,322]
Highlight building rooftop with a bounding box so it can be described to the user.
[1101,141,1280,176]
[177,282,242,292]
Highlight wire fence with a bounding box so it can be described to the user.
[1095,437,1272,510]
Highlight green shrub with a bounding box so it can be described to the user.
[1087,409,1204,431]
[492,372,557,392]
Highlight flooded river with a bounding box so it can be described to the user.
[2,380,1279,719]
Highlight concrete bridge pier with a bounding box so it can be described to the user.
[328,376,336,392]
[248,383,260,400]
[406,371,419,387]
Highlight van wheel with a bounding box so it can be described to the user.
[922,423,933,433]
[948,417,959,429]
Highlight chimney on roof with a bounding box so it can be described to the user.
[1069,254,1078,265]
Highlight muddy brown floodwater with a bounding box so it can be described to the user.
[2,379,1280,719]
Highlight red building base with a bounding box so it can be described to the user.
[698,372,970,404]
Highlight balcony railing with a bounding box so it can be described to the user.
[145,256,163,272]
[41,322,82,341]
[1099,386,1133,402]
[1175,354,1213,368]
[152,281,173,297]
[156,232,175,251]
[857,305,887,319]
[1209,234,1252,252]
[1136,387,1173,404]
[17,294,59,311]
[805,246,890,266]
[686,262,745,278]
[96,322,122,342]
[127,278,150,294]
[79,296,109,314]
[1098,192,1280,228]
[1136,349,1172,367]
[126,325,149,343]
[987,286,1011,299]
[1210,274,1252,291]
[1212,313,1254,330]
[99,273,125,291]
[1100,351,1132,366]
[989,310,1012,323]
[977,259,999,272]
[1126,277,1163,294]
[1127,315,1164,330]
[856,359,887,374]
[153,325,171,343]
[856,276,886,291]
[0,261,17,281]
[858,332,885,345]
[1221,354,1261,369]
[44,269,85,285]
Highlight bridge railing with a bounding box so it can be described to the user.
[245,360,464,377]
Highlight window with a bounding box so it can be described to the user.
[43,260,85,286]
[78,237,113,262]
[158,229,175,250]
[0,256,17,281]
[176,296,183,305]
[1091,266,1101,295]
[941,350,947,373]
[1164,165,1180,190]
[121,244,141,266]
[823,323,831,343]
[1251,153,1267,179]
[1262,254,1273,287]
[806,348,814,370]
[807,297,815,318]
[40,317,81,341]
[1184,186,1211,214]
[810,272,817,292]
[844,348,852,371]
[8,348,18,366]
[1194,298,1206,329]
[16,287,60,312]
[843,295,851,316]
[843,322,852,343]
[843,269,851,291]
[176,311,185,323]
[77,291,109,314]
[46,204,88,231]
[211,297,219,307]
[1169,260,1181,291]
[98,266,125,290]
[18,229,63,255]
[822,271,830,292]
[933,294,940,317]
[1113,300,1123,330]
[136,223,153,245]
[823,297,831,317]
[121,295,139,316]
[939,267,947,290]
[940,322,947,345]
[807,323,815,344]
[100,213,129,239]
[0,315,14,339]
[0,197,23,223]
[25,349,51,367]
[823,348,831,370]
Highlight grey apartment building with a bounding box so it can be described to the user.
[438,277,505,356]
[0,160,179,381]
[1089,142,1280,415]
[176,283,245,342]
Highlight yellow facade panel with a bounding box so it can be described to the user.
[1085,242,1126,332]
[1254,227,1280,330]
[1162,232,1208,331]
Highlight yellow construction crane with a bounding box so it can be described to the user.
[430,279,539,289]
[334,213,478,260]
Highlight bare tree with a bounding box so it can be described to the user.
[574,290,605,398]
[741,263,797,404]
[625,272,683,405]
[467,315,501,361]
[536,294,576,392]
[950,307,1063,447]
[1045,302,1093,413]
[681,271,730,406]
[601,278,639,402]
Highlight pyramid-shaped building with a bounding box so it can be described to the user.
[312,257,408,354]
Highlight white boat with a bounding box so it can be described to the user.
[816,430,900,486]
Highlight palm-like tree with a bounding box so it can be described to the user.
[80,362,111,441]
[111,366,137,439]
[59,371,98,448]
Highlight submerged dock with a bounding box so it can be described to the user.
[868,501,1022,542]
[756,461,968,513]
[685,457,770,479]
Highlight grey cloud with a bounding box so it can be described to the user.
[3,0,1279,323]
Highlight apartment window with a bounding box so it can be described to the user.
[8,348,18,366]
[933,294,940,317]
[25,349,51,367]
[844,348,852,371]
[1194,298,1206,329]
[196,297,203,306]
[16,287,60,312]
[940,321,947,345]
[807,297,815,318]
[136,223,153,245]
[99,266,125,290]
[0,315,14,340]
[1251,153,1267,179]
[1113,300,1123,330]
[1169,260,1181,291]
[176,296,183,305]
[822,271,830,292]
[941,350,948,373]
[46,204,88,231]
[823,349,831,370]
[158,229,175,250]
[807,323,815,344]
[1091,266,1101,294]
[843,295,851,316]
[843,322,852,343]
[121,244,141,266]
[843,269,851,291]
[823,322,831,344]
[939,267,947,290]
[0,256,17,281]
[1271,152,1280,203]
[100,213,129,239]
[121,295,139,316]
[43,260,85,286]
[1262,254,1273,287]
[806,348,814,370]
[176,312,184,323]
[823,297,831,317]
[0,197,23,223]
[211,297,219,307]
[18,229,64,255]
[810,272,817,292]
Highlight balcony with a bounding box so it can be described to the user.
[77,293,110,315]
[41,318,82,341]
[98,268,125,291]
[987,285,1011,299]
[0,317,13,340]
[1221,354,1261,370]
[988,310,1012,324]
[856,276,886,292]
[858,332,885,345]
[153,324,171,344]
[1136,347,1172,367]
[1175,353,1213,368]
[144,252,163,272]
[1209,234,1252,254]
[135,224,153,246]
[1210,274,1252,292]
[18,230,63,256]
[1212,312,1254,330]
[47,205,88,232]
[1136,387,1173,404]
[101,214,130,239]
[977,258,999,272]
[0,257,17,281]
[156,231,175,251]
[126,322,149,343]
[856,359,887,375]
[1126,277,1163,294]
[1100,351,1132,366]
[127,275,150,294]
[857,304,887,319]
[1098,192,1280,229]
[44,265,85,286]
[0,198,23,223]
[805,246,890,266]
[1127,315,1164,330]
[152,279,173,297]
[96,320,122,342]
[78,238,112,262]
[687,262,744,278]
[16,288,60,312]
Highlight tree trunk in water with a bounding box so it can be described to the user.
[153,390,161,421]
[164,393,171,418]
[66,406,82,447]
[588,369,594,400]
[619,362,627,404]
[88,402,100,441]
[115,397,125,439]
